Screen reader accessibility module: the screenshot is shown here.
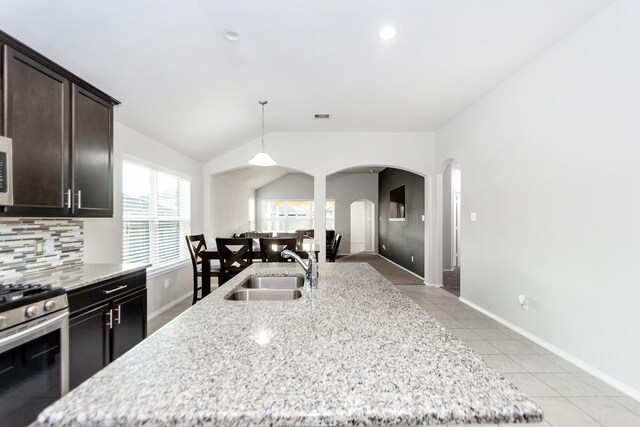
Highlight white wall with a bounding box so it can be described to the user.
[208,133,431,265]
[436,0,640,397]
[84,121,203,316]
[210,174,255,239]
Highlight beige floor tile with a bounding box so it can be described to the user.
[436,317,466,329]
[535,373,603,397]
[508,355,565,373]
[504,373,560,397]
[482,355,528,373]
[472,329,512,340]
[569,396,640,426]
[448,328,482,340]
[572,372,627,397]
[489,340,535,355]
[541,354,582,372]
[534,397,602,426]
[614,396,640,416]
[465,340,501,355]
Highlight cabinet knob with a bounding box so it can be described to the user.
[44,300,57,311]
[25,305,39,318]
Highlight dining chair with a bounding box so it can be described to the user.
[328,234,342,262]
[185,234,221,305]
[259,237,297,262]
[276,232,304,250]
[216,237,254,285]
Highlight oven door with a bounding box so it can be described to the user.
[0,311,69,427]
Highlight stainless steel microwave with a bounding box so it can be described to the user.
[0,136,13,206]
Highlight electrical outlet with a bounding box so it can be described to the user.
[421,214,425,222]
[518,295,530,310]
[382,244,386,251]
[411,255,414,262]
[471,212,477,221]
[164,279,170,289]
[34,239,44,255]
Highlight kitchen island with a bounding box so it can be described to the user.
[37,263,542,426]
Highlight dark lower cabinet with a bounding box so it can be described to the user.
[68,271,147,390]
[69,303,111,390]
[111,289,147,361]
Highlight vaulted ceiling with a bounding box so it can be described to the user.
[0,0,614,160]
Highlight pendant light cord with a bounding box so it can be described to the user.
[261,101,266,152]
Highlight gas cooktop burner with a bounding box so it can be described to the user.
[0,284,67,332]
[0,283,57,303]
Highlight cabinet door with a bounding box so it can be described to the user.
[72,84,113,217]
[3,46,71,214]
[111,289,147,361]
[69,303,111,390]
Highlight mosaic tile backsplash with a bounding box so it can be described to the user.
[0,219,84,278]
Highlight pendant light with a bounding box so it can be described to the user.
[249,100,277,166]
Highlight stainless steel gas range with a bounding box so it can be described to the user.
[0,283,69,426]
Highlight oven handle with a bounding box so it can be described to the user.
[0,310,69,354]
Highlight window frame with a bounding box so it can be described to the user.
[122,155,192,278]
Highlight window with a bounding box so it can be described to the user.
[122,161,191,270]
[260,199,336,232]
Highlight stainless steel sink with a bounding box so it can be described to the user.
[224,289,303,301]
[240,276,304,289]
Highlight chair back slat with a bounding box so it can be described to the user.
[259,237,297,262]
[216,238,254,285]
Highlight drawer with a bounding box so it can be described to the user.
[69,270,146,314]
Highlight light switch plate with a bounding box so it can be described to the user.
[471,212,477,221]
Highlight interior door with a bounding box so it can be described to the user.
[350,200,366,253]
[454,192,461,267]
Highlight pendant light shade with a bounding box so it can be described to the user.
[248,151,277,166]
[249,100,277,167]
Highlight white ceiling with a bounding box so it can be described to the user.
[0,0,613,161]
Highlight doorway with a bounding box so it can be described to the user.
[442,162,461,296]
[350,199,375,254]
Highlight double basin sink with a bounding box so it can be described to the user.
[225,276,304,301]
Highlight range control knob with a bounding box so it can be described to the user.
[44,300,57,311]
[25,305,39,318]
[0,315,7,328]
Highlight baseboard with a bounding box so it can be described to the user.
[377,254,425,282]
[459,296,640,402]
[147,292,191,320]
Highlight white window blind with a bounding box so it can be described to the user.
[122,161,191,269]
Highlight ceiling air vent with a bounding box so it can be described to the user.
[314,114,331,119]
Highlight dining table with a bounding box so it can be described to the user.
[199,244,319,297]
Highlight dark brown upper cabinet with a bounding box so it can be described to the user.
[0,30,119,218]
[72,85,113,217]
[3,46,71,216]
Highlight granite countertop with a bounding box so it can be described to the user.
[1,263,150,291]
[37,263,542,426]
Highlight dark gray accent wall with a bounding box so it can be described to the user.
[378,168,424,277]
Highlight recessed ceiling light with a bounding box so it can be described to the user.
[224,30,240,42]
[379,26,396,40]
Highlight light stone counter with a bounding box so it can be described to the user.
[2,263,150,291]
[36,263,542,426]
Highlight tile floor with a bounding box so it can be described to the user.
[147,256,640,426]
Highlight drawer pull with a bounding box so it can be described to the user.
[103,284,128,294]
[106,309,113,329]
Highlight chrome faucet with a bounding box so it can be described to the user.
[281,250,318,288]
